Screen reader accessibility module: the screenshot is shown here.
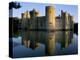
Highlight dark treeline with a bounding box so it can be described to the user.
[74,23,78,35]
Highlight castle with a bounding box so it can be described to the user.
[21,6,74,55]
[21,6,74,30]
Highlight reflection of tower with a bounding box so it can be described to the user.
[45,32,56,55]
[65,31,73,48]
[29,31,39,49]
[22,31,39,49]
[46,6,56,30]
[61,31,73,48]
[22,31,30,48]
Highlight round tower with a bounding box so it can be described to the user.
[46,6,56,30]
[45,6,56,55]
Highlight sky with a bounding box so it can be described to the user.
[13,2,78,23]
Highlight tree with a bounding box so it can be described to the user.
[9,2,21,37]
[9,2,21,10]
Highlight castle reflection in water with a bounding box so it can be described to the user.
[21,6,74,55]
[22,31,73,55]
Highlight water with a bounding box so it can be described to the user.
[10,31,78,58]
